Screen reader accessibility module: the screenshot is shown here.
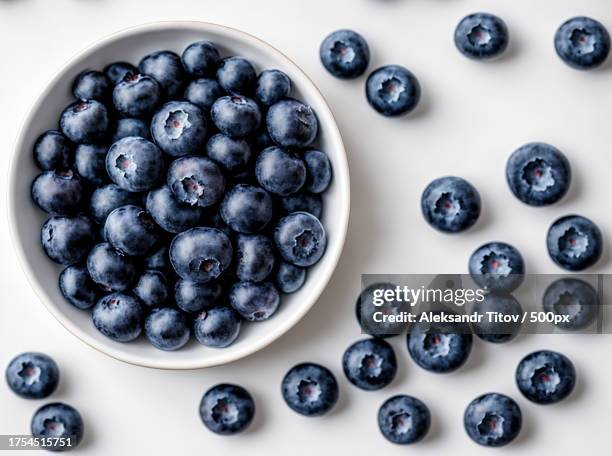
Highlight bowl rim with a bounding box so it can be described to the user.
[7,20,350,370]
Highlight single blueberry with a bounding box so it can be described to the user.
[303,150,332,194]
[235,234,276,282]
[170,227,233,283]
[454,13,509,60]
[255,69,291,105]
[211,95,261,138]
[281,363,338,417]
[146,185,203,233]
[555,17,611,70]
[182,40,220,77]
[516,350,576,404]
[93,293,144,342]
[41,215,95,265]
[184,78,224,110]
[87,242,136,291]
[33,130,73,171]
[356,283,406,338]
[275,261,306,294]
[75,143,108,185]
[464,393,522,447]
[543,278,598,330]
[151,101,208,157]
[229,281,280,321]
[31,403,84,451]
[255,146,306,196]
[89,184,142,224]
[274,212,327,267]
[194,307,241,348]
[134,270,169,308]
[167,156,225,208]
[60,100,109,144]
[144,307,190,351]
[421,176,481,233]
[320,29,370,79]
[366,65,421,117]
[32,170,84,214]
[378,395,430,444]
[175,279,223,313]
[506,143,571,206]
[6,352,59,399]
[111,118,150,142]
[546,215,603,271]
[206,133,252,174]
[199,384,255,435]
[104,205,159,256]
[220,184,273,233]
[59,264,101,310]
[216,56,257,94]
[266,99,318,148]
[471,293,523,343]
[343,338,397,391]
[112,73,161,118]
[106,136,164,192]
[280,192,322,218]
[104,61,137,85]
[468,242,525,293]
[139,50,186,97]
[72,70,111,101]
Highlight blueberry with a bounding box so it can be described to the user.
[366,65,421,117]
[170,227,233,283]
[167,156,225,207]
[104,205,159,256]
[6,352,59,399]
[464,393,522,447]
[211,95,261,138]
[303,150,332,194]
[407,311,473,373]
[343,338,397,391]
[175,279,223,313]
[139,50,185,97]
[60,100,109,144]
[255,69,291,105]
[144,307,190,351]
[31,170,83,214]
[59,264,101,310]
[184,78,224,110]
[229,281,280,321]
[106,136,164,192]
[516,350,576,404]
[454,13,509,60]
[146,185,203,233]
[555,17,611,70]
[144,245,171,272]
[33,130,73,171]
[112,73,161,118]
[255,146,306,196]
[320,29,370,79]
[235,234,275,282]
[471,293,522,343]
[216,56,257,94]
[421,176,481,233]
[275,261,306,294]
[87,242,136,291]
[75,143,108,185]
[134,270,169,308]
[280,192,323,218]
[182,40,220,77]
[468,242,525,293]
[274,212,326,267]
[89,184,141,224]
[31,403,84,451]
[151,101,208,157]
[266,99,318,148]
[206,133,252,174]
[104,61,137,85]
[220,184,273,233]
[93,293,143,342]
[41,215,95,265]
[194,307,241,348]
[112,118,150,142]
[506,142,571,206]
[199,384,255,435]
[356,283,405,338]
[72,70,111,101]
[281,363,338,417]
[543,278,597,330]
[378,395,430,444]
[546,215,603,271]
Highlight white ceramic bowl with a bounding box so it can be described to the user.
[8,22,350,369]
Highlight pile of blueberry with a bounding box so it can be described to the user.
[30,40,333,351]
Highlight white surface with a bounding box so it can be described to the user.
[1,0,612,454]
[8,21,350,369]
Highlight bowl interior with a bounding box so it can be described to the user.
[8,22,349,369]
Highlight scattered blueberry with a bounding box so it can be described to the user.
[184,78,224,110]
[275,261,306,294]
[220,184,273,233]
[256,146,306,196]
[366,65,421,117]
[266,99,318,148]
[33,130,73,171]
[356,282,406,338]
[216,57,256,94]
[207,133,252,174]
[281,363,338,416]
[464,393,522,447]
[104,61,137,85]
[199,384,255,435]
[555,17,611,70]
[175,279,223,313]
[516,350,576,404]
[93,292,144,342]
[421,176,481,233]
[280,192,322,218]
[59,264,101,310]
[320,29,370,79]
[471,293,523,343]
[106,136,164,192]
[104,205,159,256]
[303,150,332,194]
[255,69,291,105]
[31,170,83,214]
[134,270,169,308]
[72,70,111,101]
[211,95,261,138]
[229,281,280,321]
[89,184,141,224]
[60,100,109,144]
[112,73,161,118]
[75,143,108,185]
[543,278,598,330]
[468,242,525,293]
[151,101,208,157]
[146,185,203,233]
[182,40,220,77]
[112,117,150,142]
[41,215,95,265]
[455,13,509,60]
[378,395,430,444]
[546,215,603,271]
[31,403,84,451]
[6,352,59,399]
[144,307,190,351]
[139,50,185,97]
[275,212,327,267]
[343,338,397,391]
[167,156,225,207]
[87,242,136,291]
[194,307,241,348]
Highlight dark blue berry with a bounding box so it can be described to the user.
[280,192,322,218]
[104,61,137,85]
[33,130,73,171]
[104,205,159,256]
[32,170,83,214]
[144,307,190,351]
[229,281,280,321]
[139,50,186,97]
[543,278,597,330]
[112,118,150,142]
[266,99,318,148]
[184,78,224,110]
[274,212,326,267]
[555,17,611,70]
[93,292,143,342]
[216,57,256,94]
[281,363,338,417]
[146,185,203,233]
[455,13,509,60]
[206,133,252,174]
[275,261,306,293]
[255,69,291,105]
[6,352,59,399]
[60,100,109,144]
[464,393,521,447]
[356,283,406,338]
[151,101,208,157]
[72,70,111,101]
[320,29,370,79]
[199,384,255,435]
[175,279,223,313]
[87,242,136,291]
[255,146,306,196]
[547,215,603,271]
[235,234,275,282]
[134,270,169,308]
[516,350,576,404]
[220,184,273,233]
[106,136,164,192]
[31,403,83,450]
[378,395,430,444]
[112,73,161,118]
[89,184,141,224]
[75,143,108,185]
[211,95,261,138]
[59,264,101,310]
[471,293,522,343]
[194,307,241,348]
[41,215,95,265]
[182,40,220,77]
[421,176,481,233]
[343,338,397,391]
[366,65,421,117]
[167,156,225,207]
[468,242,525,293]
[304,150,332,194]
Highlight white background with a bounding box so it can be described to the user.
[1,0,612,454]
